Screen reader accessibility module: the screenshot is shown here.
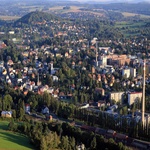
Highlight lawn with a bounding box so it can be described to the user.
[0,121,34,150]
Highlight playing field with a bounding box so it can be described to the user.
[0,121,34,150]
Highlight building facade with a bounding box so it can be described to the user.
[128,92,142,105]
[110,92,124,104]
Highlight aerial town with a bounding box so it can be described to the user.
[0,0,150,150]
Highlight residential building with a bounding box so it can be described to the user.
[100,55,107,66]
[107,55,130,66]
[110,92,124,104]
[122,67,136,78]
[1,111,12,118]
[95,88,105,96]
[122,68,130,78]
[128,92,142,105]
[130,68,136,77]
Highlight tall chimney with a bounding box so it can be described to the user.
[96,41,98,67]
[142,59,146,126]
[37,73,40,86]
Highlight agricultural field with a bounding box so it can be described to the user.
[122,12,150,18]
[48,6,103,16]
[0,15,20,21]
[115,21,147,37]
[0,121,34,150]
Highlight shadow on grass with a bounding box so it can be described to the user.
[0,131,35,150]
[0,121,9,130]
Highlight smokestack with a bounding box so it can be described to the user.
[88,41,90,49]
[96,41,98,67]
[37,73,40,86]
[142,59,146,126]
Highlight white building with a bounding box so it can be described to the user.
[110,92,124,104]
[42,107,49,114]
[53,76,59,82]
[122,68,136,78]
[130,68,136,77]
[9,31,15,34]
[100,55,107,66]
[122,68,130,78]
[128,92,142,105]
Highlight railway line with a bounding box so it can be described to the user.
[79,125,150,150]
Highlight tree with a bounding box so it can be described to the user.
[118,142,125,150]
[17,99,25,120]
[12,109,16,119]
[90,136,97,150]
[46,74,53,87]
[3,94,13,110]
[43,92,51,107]
[69,137,76,150]
[40,136,47,150]
[60,136,69,150]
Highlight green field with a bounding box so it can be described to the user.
[0,121,34,150]
[115,21,146,37]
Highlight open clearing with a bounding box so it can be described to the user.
[122,12,150,18]
[48,5,103,16]
[0,15,20,21]
[0,121,34,150]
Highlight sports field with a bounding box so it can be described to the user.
[0,121,34,150]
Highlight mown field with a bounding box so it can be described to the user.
[115,21,147,37]
[48,6,103,16]
[0,15,20,21]
[0,121,34,150]
[122,12,150,18]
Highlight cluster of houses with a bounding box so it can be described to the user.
[0,13,150,121]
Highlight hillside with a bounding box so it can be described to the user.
[92,3,150,16]
[15,11,58,25]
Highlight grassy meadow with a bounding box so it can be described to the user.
[0,15,20,21]
[0,121,34,150]
[115,21,146,37]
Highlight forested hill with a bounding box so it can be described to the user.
[14,11,59,26]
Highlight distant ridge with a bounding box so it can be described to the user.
[72,0,150,3]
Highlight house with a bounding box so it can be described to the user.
[110,92,124,104]
[122,68,130,78]
[99,55,107,66]
[122,68,136,78]
[96,100,106,107]
[42,106,49,114]
[25,104,30,113]
[9,31,15,34]
[95,88,105,96]
[59,95,72,102]
[77,143,85,150]
[79,103,89,109]
[53,76,59,82]
[1,111,12,118]
[0,41,6,49]
[45,114,53,121]
[7,60,14,66]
